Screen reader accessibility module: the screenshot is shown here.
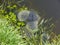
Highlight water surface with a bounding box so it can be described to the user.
[26,0,60,34]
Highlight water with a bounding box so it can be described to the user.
[25,0,60,34]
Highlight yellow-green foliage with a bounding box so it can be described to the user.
[0,4,26,28]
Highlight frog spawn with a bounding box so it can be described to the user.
[17,10,40,30]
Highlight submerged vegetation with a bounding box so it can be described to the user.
[0,0,60,45]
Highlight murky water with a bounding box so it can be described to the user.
[25,0,60,34]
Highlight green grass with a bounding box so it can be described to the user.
[0,18,28,45]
